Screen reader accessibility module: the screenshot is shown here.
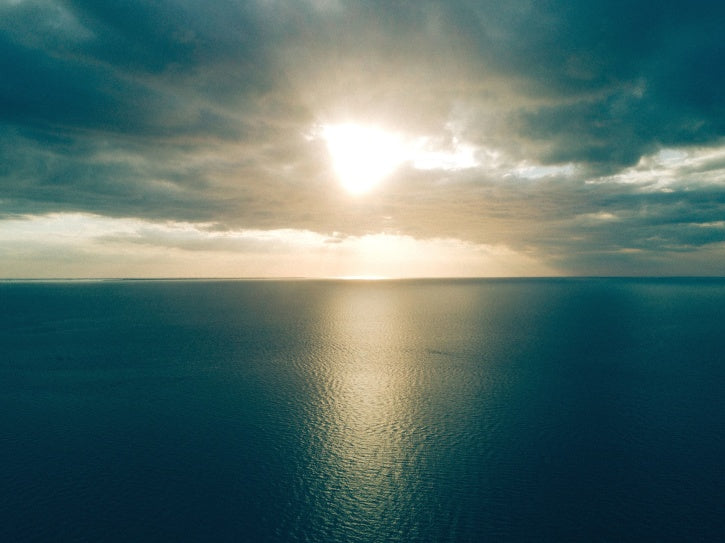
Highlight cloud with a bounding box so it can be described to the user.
[1,0,724,275]
[0,213,551,278]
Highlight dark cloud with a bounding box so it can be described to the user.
[1,0,724,274]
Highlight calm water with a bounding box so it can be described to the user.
[1,278,724,542]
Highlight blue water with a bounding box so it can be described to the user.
[1,278,724,541]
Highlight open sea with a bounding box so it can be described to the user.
[1,278,724,542]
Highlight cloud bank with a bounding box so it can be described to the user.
[1,0,724,275]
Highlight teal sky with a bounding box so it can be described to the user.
[1,0,724,277]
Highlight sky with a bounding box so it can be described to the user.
[1,0,724,278]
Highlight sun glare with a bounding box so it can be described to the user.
[322,124,405,194]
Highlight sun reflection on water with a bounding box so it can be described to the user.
[296,285,426,538]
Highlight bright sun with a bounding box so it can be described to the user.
[322,123,406,194]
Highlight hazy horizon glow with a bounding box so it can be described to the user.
[1,1,724,277]
[0,212,552,278]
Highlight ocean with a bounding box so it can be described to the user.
[1,278,724,541]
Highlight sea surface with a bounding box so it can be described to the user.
[1,278,724,542]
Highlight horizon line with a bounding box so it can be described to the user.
[2,275,725,282]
